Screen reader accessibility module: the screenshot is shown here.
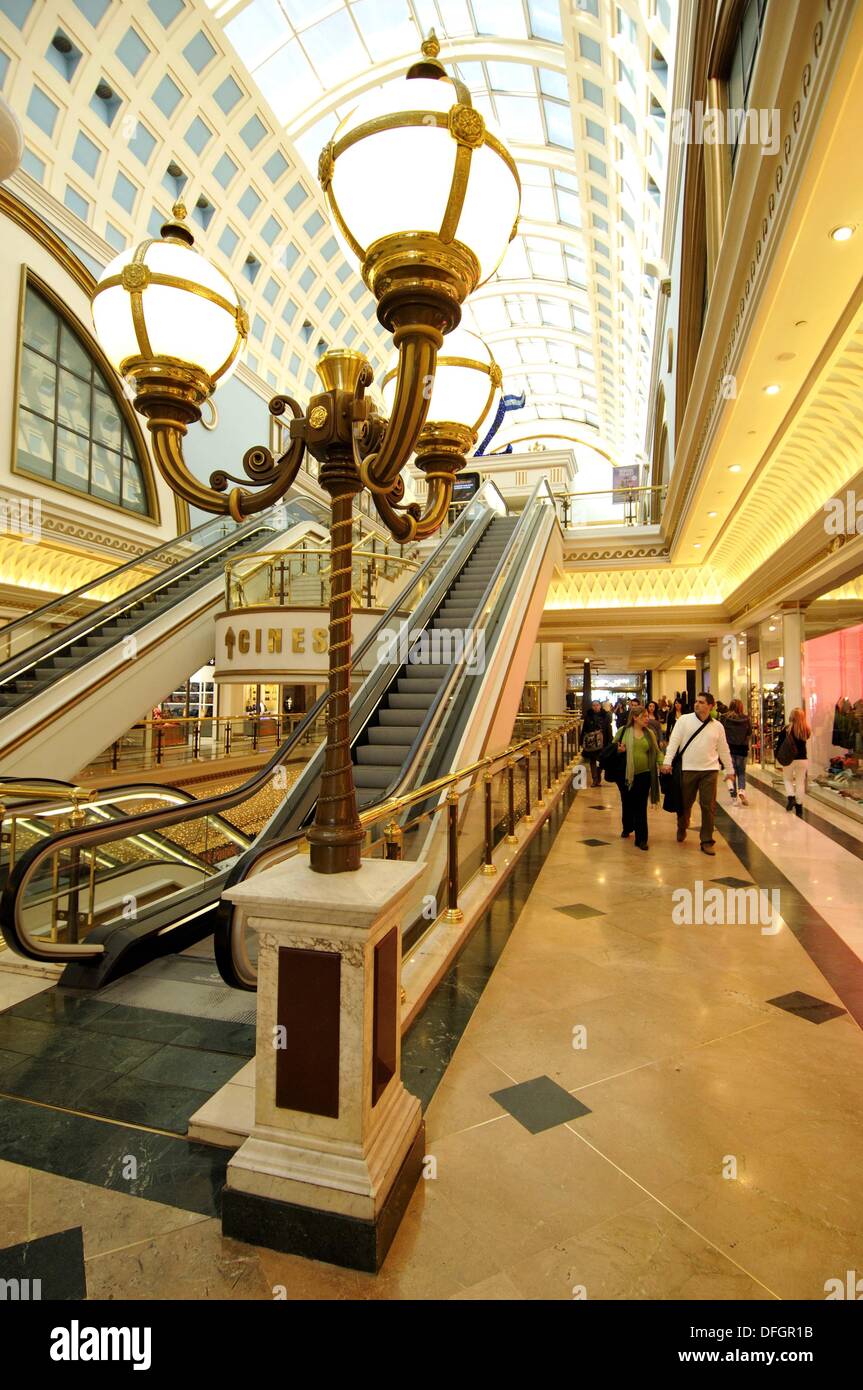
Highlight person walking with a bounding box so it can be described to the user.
[662,691,735,856]
[780,708,811,817]
[613,703,661,851]
[581,699,612,788]
[721,698,752,806]
[645,700,665,749]
[666,697,685,742]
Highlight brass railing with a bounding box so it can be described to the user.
[291,716,581,933]
[224,544,419,612]
[84,709,329,778]
[557,484,666,529]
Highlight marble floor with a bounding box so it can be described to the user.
[1,777,862,1299]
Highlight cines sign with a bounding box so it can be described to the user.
[213,608,380,681]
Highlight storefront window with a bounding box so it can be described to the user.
[804,622,863,820]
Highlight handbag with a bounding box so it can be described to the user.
[599,735,626,784]
[583,729,603,753]
[775,732,796,767]
[661,717,712,814]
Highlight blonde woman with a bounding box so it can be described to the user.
[613,703,661,851]
[781,707,811,817]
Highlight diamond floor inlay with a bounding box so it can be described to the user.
[558,902,606,920]
[490,1075,592,1134]
[766,991,847,1024]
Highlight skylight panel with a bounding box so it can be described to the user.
[487,60,536,94]
[520,186,556,222]
[517,337,548,362]
[527,0,563,44]
[471,299,509,333]
[517,162,551,188]
[556,189,581,227]
[224,0,287,70]
[473,0,528,39]
[544,99,574,148]
[539,298,569,328]
[492,341,521,368]
[255,39,322,122]
[351,0,418,61]
[282,0,343,28]
[302,10,368,86]
[454,61,485,88]
[437,0,472,36]
[497,238,530,279]
[494,94,545,145]
[539,68,564,101]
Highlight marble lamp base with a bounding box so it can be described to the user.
[220,856,425,1273]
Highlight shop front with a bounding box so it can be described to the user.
[803,619,863,822]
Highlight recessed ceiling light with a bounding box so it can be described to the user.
[729,464,742,473]
[694,543,702,549]
[830,225,856,242]
[708,511,717,517]
[764,384,781,395]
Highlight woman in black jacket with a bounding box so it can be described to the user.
[581,700,612,788]
[721,699,752,806]
[781,708,811,817]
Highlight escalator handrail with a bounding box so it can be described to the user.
[0,503,328,688]
[0,493,501,961]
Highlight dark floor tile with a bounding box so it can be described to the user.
[82,1003,192,1045]
[7,992,115,1027]
[128,1043,247,1091]
[0,1016,56,1057]
[0,1227,86,1300]
[46,1027,164,1075]
[490,1075,592,1134]
[170,1019,256,1056]
[0,1047,24,1075]
[557,902,606,921]
[0,1096,228,1216]
[581,838,610,847]
[711,876,753,888]
[589,805,606,810]
[0,1056,107,1108]
[766,991,847,1024]
[83,1074,211,1133]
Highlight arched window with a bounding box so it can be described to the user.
[15,275,154,517]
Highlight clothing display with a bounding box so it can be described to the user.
[811,700,863,812]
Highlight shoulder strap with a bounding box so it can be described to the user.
[679,717,711,757]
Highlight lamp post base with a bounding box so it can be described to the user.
[222,855,425,1272]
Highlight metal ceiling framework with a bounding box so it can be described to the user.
[209,0,678,469]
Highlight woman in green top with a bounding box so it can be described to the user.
[614,703,662,851]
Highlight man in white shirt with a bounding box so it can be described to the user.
[661,692,735,856]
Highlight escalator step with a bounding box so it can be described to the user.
[397,678,440,695]
[389,693,435,709]
[378,709,425,727]
[367,727,417,745]
[356,745,404,766]
[353,766,396,789]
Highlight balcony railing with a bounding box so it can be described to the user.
[556,484,666,529]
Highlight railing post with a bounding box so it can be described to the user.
[481,770,496,875]
[156,726,163,765]
[111,740,119,771]
[536,739,545,809]
[444,788,463,924]
[523,752,533,824]
[225,720,231,756]
[545,736,552,794]
[194,723,201,760]
[505,758,518,844]
[384,819,403,861]
[252,718,259,752]
[553,732,560,784]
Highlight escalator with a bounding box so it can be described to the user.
[0,498,330,780]
[0,480,560,990]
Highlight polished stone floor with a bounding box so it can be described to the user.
[1,776,862,1299]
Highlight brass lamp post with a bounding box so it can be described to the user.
[91,33,518,873]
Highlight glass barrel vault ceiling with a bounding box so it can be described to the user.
[207,0,677,462]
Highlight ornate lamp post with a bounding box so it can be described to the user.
[91,33,518,876]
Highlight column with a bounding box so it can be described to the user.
[541,643,565,715]
[782,606,805,712]
[221,856,425,1273]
